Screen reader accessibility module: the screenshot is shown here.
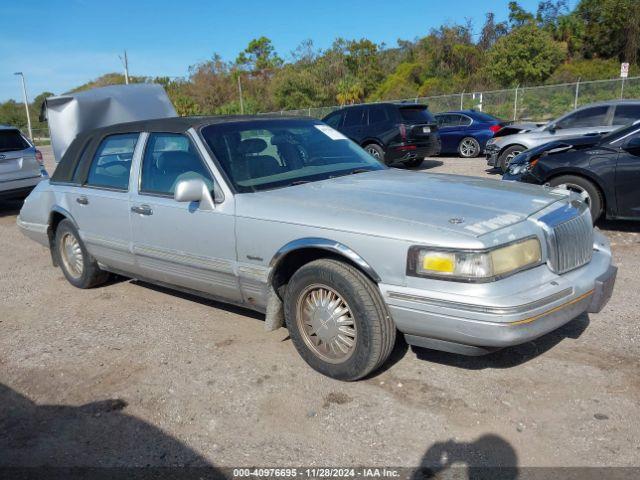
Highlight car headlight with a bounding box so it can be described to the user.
[407,237,542,282]
[508,163,529,175]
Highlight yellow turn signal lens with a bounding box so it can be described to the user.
[421,253,455,273]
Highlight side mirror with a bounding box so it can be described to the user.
[546,123,556,133]
[174,178,215,210]
[623,137,640,156]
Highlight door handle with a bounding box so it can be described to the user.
[131,205,153,216]
[76,196,88,205]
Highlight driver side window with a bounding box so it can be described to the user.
[556,106,609,129]
[140,133,213,196]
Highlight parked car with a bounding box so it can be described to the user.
[322,103,440,168]
[486,100,640,172]
[0,125,47,201]
[434,110,504,158]
[18,89,616,381]
[503,121,640,222]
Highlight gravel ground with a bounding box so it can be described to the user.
[1,146,639,470]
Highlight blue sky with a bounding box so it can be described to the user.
[1,0,577,102]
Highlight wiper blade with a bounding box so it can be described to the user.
[350,168,371,174]
[289,180,311,186]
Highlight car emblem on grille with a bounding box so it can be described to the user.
[449,217,464,224]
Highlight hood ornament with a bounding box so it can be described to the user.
[449,217,464,224]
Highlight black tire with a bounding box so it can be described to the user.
[403,158,423,168]
[284,259,396,381]
[458,137,481,158]
[54,219,109,288]
[363,143,386,164]
[547,175,603,222]
[498,145,526,173]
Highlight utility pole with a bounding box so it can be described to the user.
[14,72,33,140]
[237,74,244,114]
[119,50,129,84]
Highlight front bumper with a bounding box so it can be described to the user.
[485,144,500,167]
[381,232,616,355]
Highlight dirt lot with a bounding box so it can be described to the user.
[1,146,639,471]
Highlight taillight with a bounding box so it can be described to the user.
[399,124,407,141]
[35,149,44,165]
[489,125,501,134]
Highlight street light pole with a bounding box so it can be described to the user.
[119,51,129,84]
[14,72,33,141]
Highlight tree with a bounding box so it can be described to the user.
[576,0,640,64]
[508,1,535,28]
[478,13,509,50]
[487,24,567,85]
[236,37,283,72]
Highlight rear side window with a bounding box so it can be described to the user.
[323,112,343,128]
[398,106,435,123]
[0,129,29,152]
[343,107,365,127]
[613,105,640,126]
[368,105,390,124]
[557,106,609,129]
[140,133,213,195]
[86,133,139,190]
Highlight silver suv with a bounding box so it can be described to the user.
[0,125,48,200]
[486,100,640,172]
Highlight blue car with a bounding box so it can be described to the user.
[434,110,504,158]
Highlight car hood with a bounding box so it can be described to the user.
[509,135,604,165]
[237,169,568,242]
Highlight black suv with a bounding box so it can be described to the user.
[322,103,440,167]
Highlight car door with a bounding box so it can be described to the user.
[436,114,461,153]
[341,106,366,143]
[67,132,140,272]
[129,130,241,301]
[614,128,640,218]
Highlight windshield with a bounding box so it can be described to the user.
[200,119,386,193]
[600,121,640,143]
[0,129,29,152]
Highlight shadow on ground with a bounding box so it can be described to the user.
[413,434,518,480]
[0,383,222,474]
[411,313,589,370]
[0,199,23,218]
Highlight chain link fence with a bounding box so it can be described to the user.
[259,76,640,122]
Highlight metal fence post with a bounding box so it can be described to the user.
[513,85,519,121]
[621,77,626,99]
[574,78,580,109]
[460,91,464,110]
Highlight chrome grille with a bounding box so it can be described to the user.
[542,206,593,274]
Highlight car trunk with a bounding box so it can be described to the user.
[397,105,438,142]
[0,130,40,181]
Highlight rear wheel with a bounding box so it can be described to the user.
[54,219,109,288]
[547,175,603,222]
[458,137,481,158]
[403,158,423,168]
[363,143,385,164]
[498,145,525,172]
[284,259,395,381]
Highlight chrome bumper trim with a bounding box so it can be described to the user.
[387,287,574,316]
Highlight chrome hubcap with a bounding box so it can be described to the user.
[460,139,478,157]
[296,285,357,364]
[366,147,380,159]
[60,232,84,279]
[505,150,522,165]
[556,183,591,206]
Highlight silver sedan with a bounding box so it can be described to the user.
[18,115,616,380]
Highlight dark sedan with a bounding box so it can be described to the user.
[503,122,640,222]
[434,110,504,158]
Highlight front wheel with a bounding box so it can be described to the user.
[284,259,396,381]
[547,175,603,222]
[498,145,525,173]
[363,143,386,164]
